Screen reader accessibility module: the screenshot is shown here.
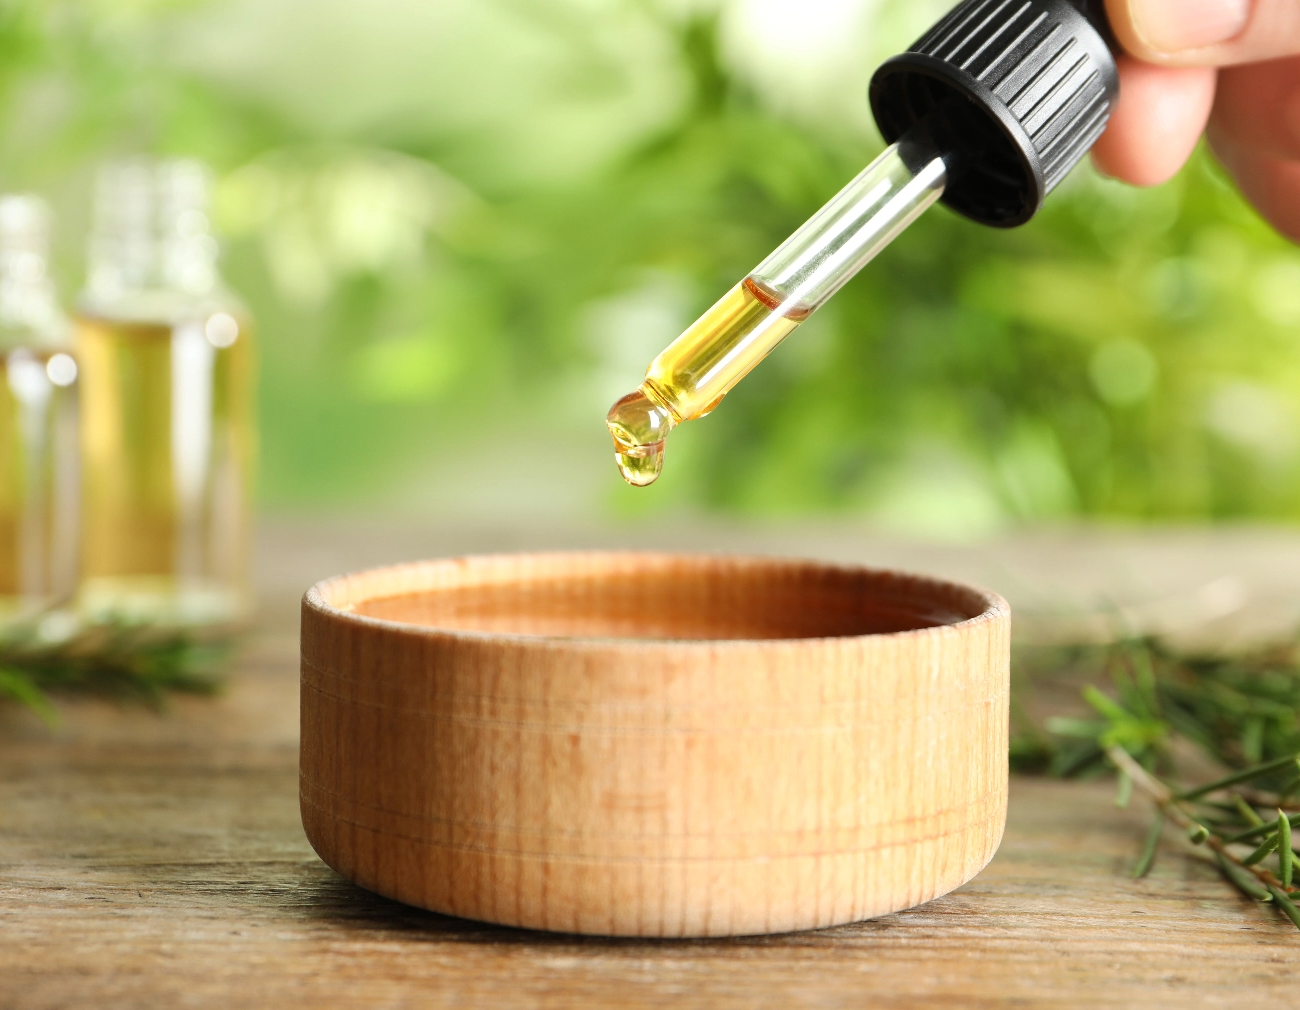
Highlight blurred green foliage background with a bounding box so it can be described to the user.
[0,0,1297,535]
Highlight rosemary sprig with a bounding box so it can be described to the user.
[0,610,232,725]
[1015,633,1300,931]
[1104,744,1299,928]
[1012,636,1300,784]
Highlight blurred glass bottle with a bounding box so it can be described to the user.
[0,195,79,619]
[76,158,254,626]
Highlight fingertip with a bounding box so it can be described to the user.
[1091,58,1217,187]
[1106,0,1300,68]
[1105,0,1251,63]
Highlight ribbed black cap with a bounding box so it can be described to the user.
[870,0,1119,228]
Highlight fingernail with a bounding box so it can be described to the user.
[1129,0,1251,52]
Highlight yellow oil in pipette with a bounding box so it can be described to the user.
[606,277,809,486]
[606,140,947,486]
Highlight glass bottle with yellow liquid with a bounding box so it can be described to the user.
[76,159,254,626]
[0,195,79,620]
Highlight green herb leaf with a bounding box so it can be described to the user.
[1233,794,1265,828]
[1134,812,1163,878]
[1242,834,1279,866]
[1214,851,1272,901]
[1083,685,1130,722]
[0,666,56,726]
[1179,753,1300,800]
[1223,813,1300,845]
[1279,810,1294,888]
[1266,885,1300,931]
[1116,771,1133,809]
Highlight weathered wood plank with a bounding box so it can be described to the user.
[1,635,1295,1009]
[4,522,1300,1007]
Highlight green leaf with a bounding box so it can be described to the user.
[1115,771,1133,809]
[0,666,56,726]
[1242,833,1279,867]
[1214,851,1272,901]
[1279,810,1294,889]
[1129,646,1160,718]
[1044,716,1107,738]
[1178,752,1300,800]
[1233,794,1264,828]
[1083,685,1129,722]
[1133,812,1163,878]
[1223,813,1300,845]
[1266,886,1300,931]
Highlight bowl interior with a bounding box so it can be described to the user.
[334,555,992,642]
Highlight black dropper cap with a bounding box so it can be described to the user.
[869,0,1119,228]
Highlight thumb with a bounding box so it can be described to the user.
[1106,0,1300,66]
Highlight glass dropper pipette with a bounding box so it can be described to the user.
[604,0,1121,487]
[606,132,946,486]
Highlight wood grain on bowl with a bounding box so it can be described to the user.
[300,552,1010,937]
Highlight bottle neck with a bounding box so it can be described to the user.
[82,159,226,322]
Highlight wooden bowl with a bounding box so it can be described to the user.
[300,552,1010,937]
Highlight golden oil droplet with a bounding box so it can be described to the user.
[612,438,665,487]
[606,387,675,488]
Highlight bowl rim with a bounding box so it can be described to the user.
[301,550,1010,650]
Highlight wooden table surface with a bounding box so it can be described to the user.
[4,520,1300,1008]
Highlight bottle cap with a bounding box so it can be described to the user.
[870,0,1119,228]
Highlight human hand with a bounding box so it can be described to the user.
[1091,0,1300,240]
